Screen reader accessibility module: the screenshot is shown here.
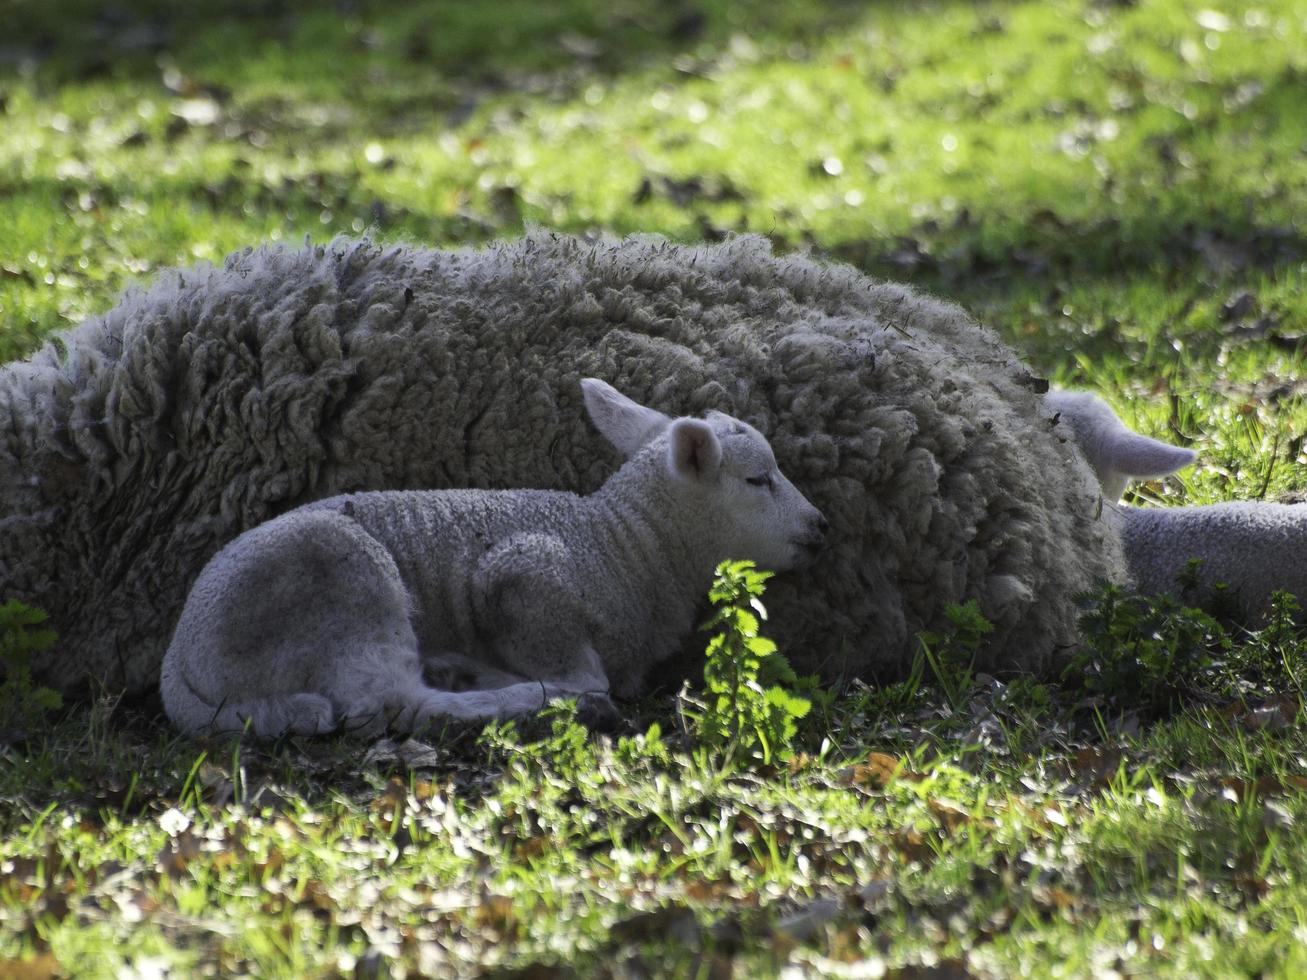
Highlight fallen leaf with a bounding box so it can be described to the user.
[1240,697,1298,733]
[685,876,734,902]
[477,894,519,937]
[157,830,202,878]
[840,751,913,790]
[1064,745,1127,791]
[1031,883,1078,913]
[927,798,971,834]
[0,953,61,979]
[1220,774,1307,801]
[253,850,285,880]
[892,827,932,863]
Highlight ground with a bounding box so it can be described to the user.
[1,0,1306,976]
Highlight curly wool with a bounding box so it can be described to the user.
[0,234,1125,697]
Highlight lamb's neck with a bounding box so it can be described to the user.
[586,462,720,643]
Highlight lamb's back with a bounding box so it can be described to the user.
[1122,502,1307,613]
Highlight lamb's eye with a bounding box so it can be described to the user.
[745,475,773,490]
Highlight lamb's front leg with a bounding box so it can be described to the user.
[342,650,588,733]
[385,664,619,733]
[473,533,623,728]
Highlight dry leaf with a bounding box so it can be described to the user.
[477,894,519,937]
[0,953,61,979]
[157,830,202,878]
[840,751,914,790]
[927,799,971,834]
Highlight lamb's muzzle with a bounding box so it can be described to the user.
[792,511,829,565]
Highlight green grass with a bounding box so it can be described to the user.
[7,658,1307,977]
[3,0,1307,974]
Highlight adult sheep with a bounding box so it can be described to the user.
[0,233,1123,700]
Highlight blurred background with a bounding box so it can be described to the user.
[2,0,1304,499]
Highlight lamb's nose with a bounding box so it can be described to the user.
[815,513,830,535]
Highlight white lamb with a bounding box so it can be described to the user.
[160,378,827,738]
[1046,389,1306,615]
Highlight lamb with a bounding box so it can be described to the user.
[1046,389,1306,615]
[1,233,1125,699]
[1122,502,1307,615]
[161,379,826,737]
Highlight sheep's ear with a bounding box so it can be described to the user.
[667,418,722,483]
[1104,430,1197,478]
[581,378,671,457]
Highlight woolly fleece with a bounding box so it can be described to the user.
[0,234,1124,697]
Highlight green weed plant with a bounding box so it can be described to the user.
[914,599,996,711]
[0,600,61,729]
[688,560,811,766]
[1069,581,1307,716]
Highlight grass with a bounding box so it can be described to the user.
[2,0,1307,975]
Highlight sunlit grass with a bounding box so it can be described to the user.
[6,692,1307,976]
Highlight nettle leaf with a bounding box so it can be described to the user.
[33,689,62,711]
[733,608,759,636]
[765,686,811,719]
[699,607,733,632]
[0,599,62,727]
[0,600,50,628]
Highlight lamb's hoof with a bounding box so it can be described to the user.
[573,692,626,734]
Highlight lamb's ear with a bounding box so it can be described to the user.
[1046,389,1195,499]
[1104,430,1197,478]
[581,378,671,457]
[667,418,722,483]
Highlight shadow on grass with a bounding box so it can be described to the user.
[5,0,893,87]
